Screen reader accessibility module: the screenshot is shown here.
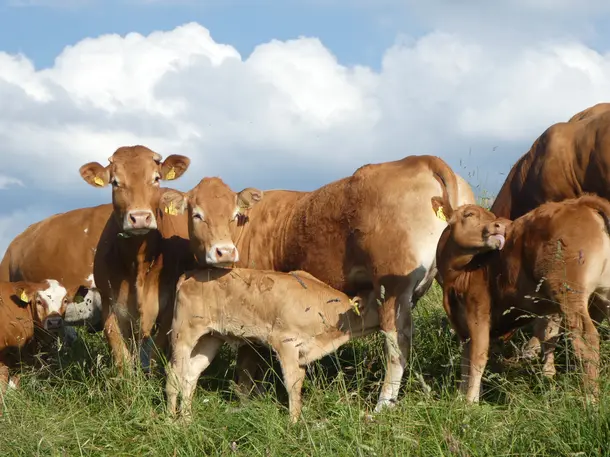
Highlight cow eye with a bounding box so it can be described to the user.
[464,212,474,218]
[153,175,161,185]
[110,178,120,188]
[192,212,203,222]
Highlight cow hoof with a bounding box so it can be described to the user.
[373,398,397,413]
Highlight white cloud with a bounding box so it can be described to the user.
[1,20,610,254]
[0,175,23,189]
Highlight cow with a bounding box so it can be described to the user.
[158,153,476,413]
[491,102,610,375]
[0,204,113,332]
[0,279,69,392]
[166,268,378,423]
[436,196,610,403]
[78,145,192,373]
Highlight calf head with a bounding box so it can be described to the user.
[448,204,509,253]
[79,145,190,235]
[160,177,263,267]
[15,279,69,331]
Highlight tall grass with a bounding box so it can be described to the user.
[1,282,609,456]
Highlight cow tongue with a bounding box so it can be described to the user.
[489,234,505,250]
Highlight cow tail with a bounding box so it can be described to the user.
[428,156,460,217]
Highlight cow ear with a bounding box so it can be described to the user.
[80,162,110,188]
[159,190,188,216]
[161,155,191,181]
[431,197,453,222]
[237,188,263,211]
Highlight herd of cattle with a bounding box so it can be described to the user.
[2,102,610,422]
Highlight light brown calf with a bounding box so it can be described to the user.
[491,102,610,371]
[79,145,193,372]
[166,268,377,423]
[160,154,475,413]
[0,279,69,391]
[436,196,610,403]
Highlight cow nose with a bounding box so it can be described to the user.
[127,210,155,230]
[44,315,64,331]
[207,244,239,265]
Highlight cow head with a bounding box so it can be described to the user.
[15,279,69,331]
[79,145,190,235]
[448,204,509,253]
[159,177,263,267]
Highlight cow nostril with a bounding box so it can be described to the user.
[145,214,152,224]
[216,248,224,259]
[129,214,137,224]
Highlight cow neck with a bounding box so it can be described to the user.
[230,211,250,269]
[115,229,161,274]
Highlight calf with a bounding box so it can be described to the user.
[436,196,610,403]
[166,268,377,423]
[0,280,69,391]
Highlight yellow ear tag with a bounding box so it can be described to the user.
[436,206,447,222]
[166,167,176,180]
[19,291,29,302]
[349,298,361,316]
[165,200,178,216]
[93,177,105,187]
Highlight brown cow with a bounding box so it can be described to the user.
[436,196,610,403]
[0,279,69,391]
[0,204,113,330]
[159,154,476,412]
[78,145,192,372]
[166,269,378,423]
[491,102,610,374]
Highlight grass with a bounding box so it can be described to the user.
[2,283,610,456]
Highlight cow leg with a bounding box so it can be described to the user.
[459,340,471,395]
[274,343,306,424]
[374,280,414,413]
[104,311,132,373]
[235,344,269,397]
[0,361,8,395]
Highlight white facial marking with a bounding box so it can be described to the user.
[40,279,67,314]
[86,274,96,288]
[84,228,89,234]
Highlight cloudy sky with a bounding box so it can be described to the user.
[1,0,610,255]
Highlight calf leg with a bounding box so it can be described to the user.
[167,336,222,420]
[464,308,491,403]
[539,313,562,378]
[274,343,306,424]
[562,296,600,401]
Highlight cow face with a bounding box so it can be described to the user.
[16,279,69,331]
[79,145,190,235]
[160,177,263,267]
[448,204,509,252]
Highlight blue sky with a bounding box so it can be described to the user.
[0,1,417,70]
[2,0,610,254]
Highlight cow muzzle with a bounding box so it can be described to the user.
[206,243,239,266]
[44,314,64,331]
[484,221,507,250]
[124,210,157,233]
